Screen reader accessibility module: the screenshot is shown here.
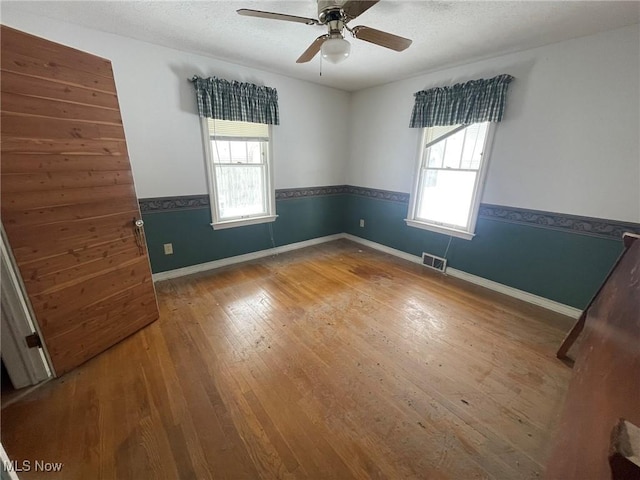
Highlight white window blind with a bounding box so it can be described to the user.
[208,119,269,141]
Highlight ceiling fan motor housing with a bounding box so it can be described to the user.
[319,3,350,28]
[318,1,344,19]
[318,3,347,38]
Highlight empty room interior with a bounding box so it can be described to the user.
[1,1,639,479]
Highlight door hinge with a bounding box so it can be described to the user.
[25,333,42,349]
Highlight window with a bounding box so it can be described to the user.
[202,118,276,229]
[406,122,495,240]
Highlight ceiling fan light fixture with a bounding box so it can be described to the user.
[321,37,351,64]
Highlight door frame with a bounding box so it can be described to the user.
[1,442,21,480]
[1,224,53,388]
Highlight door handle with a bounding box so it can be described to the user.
[133,218,145,255]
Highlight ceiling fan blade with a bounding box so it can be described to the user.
[237,9,318,25]
[352,26,412,51]
[342,1,380,21]
[296,35,330,63]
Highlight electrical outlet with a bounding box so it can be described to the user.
[359,219,365,228]
[163,243,173,255]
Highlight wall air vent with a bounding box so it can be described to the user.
[421,252,447,273]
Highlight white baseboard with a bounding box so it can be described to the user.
[445,268,581,318]
[342,234,424,265]
[153,232,581,319]
[152,234,344,282]
[343,234,582,319]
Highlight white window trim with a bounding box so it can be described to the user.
[404,219,476,240]
[405,122,497,241]
[211,214,278,231]
[201,118,277,230]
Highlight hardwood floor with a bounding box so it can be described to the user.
[1,240,574,479]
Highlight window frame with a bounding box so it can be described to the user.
[200,118,277,230]
[405,122,497,240]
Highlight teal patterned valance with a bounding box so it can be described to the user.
[191,76,279,125]
[409,74,514,128]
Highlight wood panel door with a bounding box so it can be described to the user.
[0,26,159,375]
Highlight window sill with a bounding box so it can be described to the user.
[211,215,278,230]
[404,219,475,240]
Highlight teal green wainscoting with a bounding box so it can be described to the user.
[140,186,636,310]
[343,193,626,310]
[142,193,347,273]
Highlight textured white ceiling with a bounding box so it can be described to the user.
[5,1,640,91]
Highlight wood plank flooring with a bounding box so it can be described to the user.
[1,240,574,479]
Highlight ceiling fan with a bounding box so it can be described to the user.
[237,1,412,64]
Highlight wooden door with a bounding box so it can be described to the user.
[0,26,159,375]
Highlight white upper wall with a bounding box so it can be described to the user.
[1,9,350,198]
[2,9,639,222]
[347,25,640,223]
